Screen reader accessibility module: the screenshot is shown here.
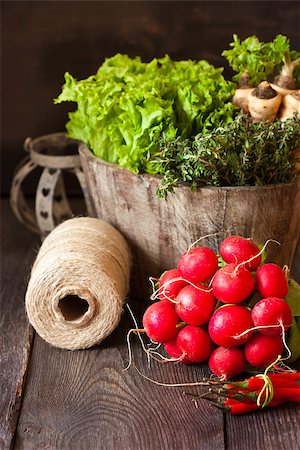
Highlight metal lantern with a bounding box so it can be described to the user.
[10,133,93,236]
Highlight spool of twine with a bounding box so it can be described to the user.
[25,217,132,350]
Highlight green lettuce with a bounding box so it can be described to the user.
[55,54,235,173]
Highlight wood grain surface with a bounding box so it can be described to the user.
[225,400,300,450]
[0,201,39,450]
[2,2,300,447]
[80,146,300,299]
[14,302,224,450]
[1,198,300,450]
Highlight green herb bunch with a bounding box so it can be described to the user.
[222,34,300,87]
[150,114,300,198]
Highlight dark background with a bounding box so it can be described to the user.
[1,0,300,195]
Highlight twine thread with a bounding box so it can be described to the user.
[25,217,132,350]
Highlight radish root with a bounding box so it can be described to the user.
[149,276,212,303]
[279,320,292,361]
[187,232,220,253]
[124,303,151,370]
[147,348,188,364]
[234,238,280,275]
[282,265,290,281]
[232,322,291,340]
[124,304,187,370]
[132,364,212,388]
[124,327,148,371]
[233,321,293,374]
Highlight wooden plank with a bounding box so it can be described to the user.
[225,398,300,450]
[225,355,300,449]
[14,302,224,450]
[0,199,39,450]
[7,192,300,450]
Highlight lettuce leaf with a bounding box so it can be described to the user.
[55,54,235,173]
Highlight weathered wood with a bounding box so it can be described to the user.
[80,145,300,299]
[14,303,224,450]
[2,198,300,450]
[0,200,38,450]
[226,401,300,450]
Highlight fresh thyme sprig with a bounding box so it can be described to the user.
[150,114,300,198]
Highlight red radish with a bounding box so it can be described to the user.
[142,301,179,343]
[251,297,292,336]
[220,235,262,271]
[256,263,288,298]
[208,305,254,347]
[212,263,255,304]
[244,333,283,368]
[175,285,215,326]
[176,325,212,363]
[178,247,218,283]
[158,268,187,302]
[208,347,246,379]
[164,339,192,364]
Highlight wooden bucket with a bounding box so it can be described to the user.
[79,144,300,299]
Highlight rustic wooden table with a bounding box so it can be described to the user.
[1,198,300,450]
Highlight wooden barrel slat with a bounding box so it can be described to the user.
[80,145,300,299]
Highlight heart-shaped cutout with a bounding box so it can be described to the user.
[42,188,50,196]
[40,211,49,219]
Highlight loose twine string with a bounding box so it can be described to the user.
[25,217,132,350]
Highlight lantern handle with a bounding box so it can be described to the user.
[23,137,32,152]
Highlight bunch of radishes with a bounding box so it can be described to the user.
[141,236,293,380]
